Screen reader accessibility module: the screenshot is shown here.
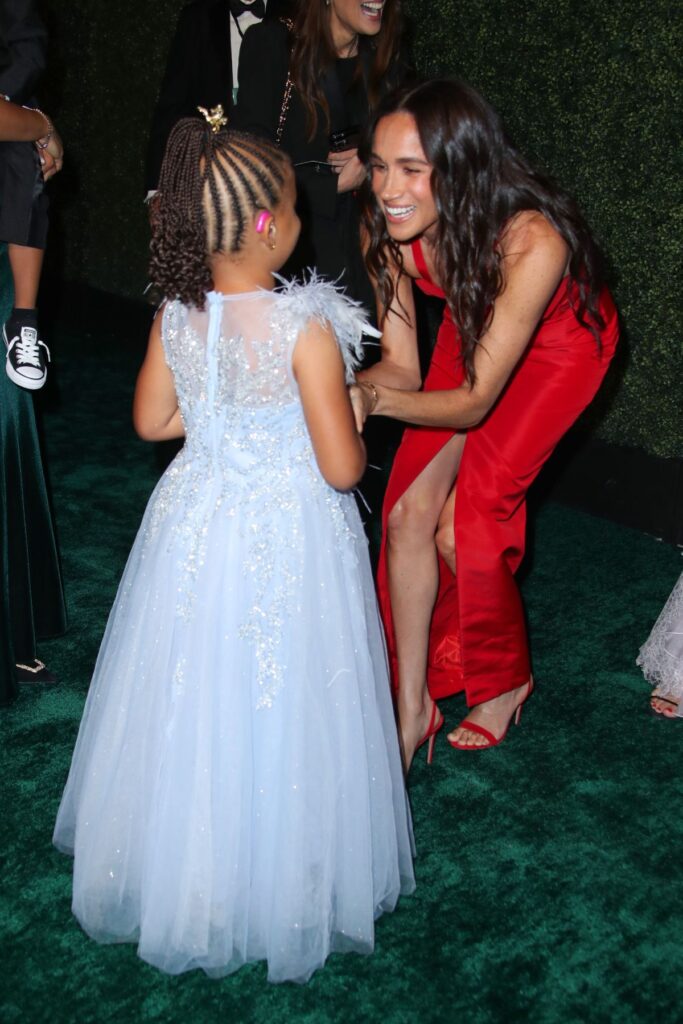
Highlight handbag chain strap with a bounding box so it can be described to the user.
[276,18,294,147]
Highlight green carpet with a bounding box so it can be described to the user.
[1,302,681,1024]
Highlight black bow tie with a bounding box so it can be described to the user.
[229,0,266,18]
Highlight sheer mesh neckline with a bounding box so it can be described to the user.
[207,287,274,302]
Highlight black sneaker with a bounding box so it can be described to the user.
[16,658,57,684]
[4,322,50,389]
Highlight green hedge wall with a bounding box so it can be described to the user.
[44,0,681,457]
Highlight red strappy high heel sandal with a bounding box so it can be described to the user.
[448,678,534,751]
[415,702,445,764]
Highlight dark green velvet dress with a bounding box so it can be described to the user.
[0,246,66,704]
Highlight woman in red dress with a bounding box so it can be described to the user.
[351,79,619,768]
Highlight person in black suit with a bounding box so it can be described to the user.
[0,97,65,706]
[145,0,292,194]
[231,0,406,311]
[0,0,54,391]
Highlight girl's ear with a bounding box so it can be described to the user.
[254,209,277,250]
[266,218,277,250]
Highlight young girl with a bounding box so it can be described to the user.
[53,116,414,983]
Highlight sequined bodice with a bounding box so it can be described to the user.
[162,289,308,474]
[147,280,374,648]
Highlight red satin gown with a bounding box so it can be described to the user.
[376,238,620,707]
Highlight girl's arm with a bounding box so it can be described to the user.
[292,319,367,492]
[356,240,421,392]
[355,216,569,429]
[133,312,185,442]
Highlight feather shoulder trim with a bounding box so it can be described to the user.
[274,272,381,383]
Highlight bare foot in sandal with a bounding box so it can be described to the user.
[650,691,679,717]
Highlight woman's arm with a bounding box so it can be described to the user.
[293,318,366,491]
[133,312,185,442]
[355,216,569,429]
[357,244,422,391]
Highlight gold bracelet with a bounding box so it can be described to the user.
[24,106,53,148]
[361,380,379,413]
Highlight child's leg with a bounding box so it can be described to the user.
[8,243,44,309]
[4,243,49,390]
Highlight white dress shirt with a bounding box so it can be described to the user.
[230,10,262,95]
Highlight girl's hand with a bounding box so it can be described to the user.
[349,381,378,433]
[327,148,366,193]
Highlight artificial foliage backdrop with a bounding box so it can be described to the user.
[42,0,681,457]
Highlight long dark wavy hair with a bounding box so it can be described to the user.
[149,119,289,308]
[361,78,605,384]
[290,0,404,140]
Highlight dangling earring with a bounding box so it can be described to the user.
[266,220,277,250]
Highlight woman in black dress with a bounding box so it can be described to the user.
[232,0,406,310]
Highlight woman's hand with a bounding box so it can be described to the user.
[327,147,366,193]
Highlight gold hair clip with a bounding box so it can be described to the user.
[197,104,228,133]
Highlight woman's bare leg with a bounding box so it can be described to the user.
[435,486,456,574]
[433,487,532,748]
[387,434,465,768]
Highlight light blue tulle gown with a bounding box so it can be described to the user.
[53,280,415,983]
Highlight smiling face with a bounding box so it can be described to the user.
[329,0,385,47]
[370,111,438,243]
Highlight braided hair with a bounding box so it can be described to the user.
[149,119,290,308]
